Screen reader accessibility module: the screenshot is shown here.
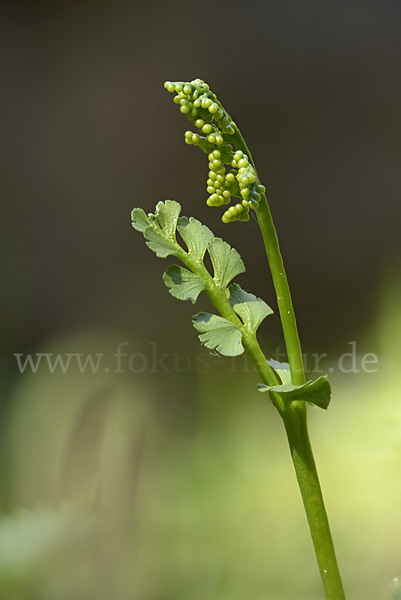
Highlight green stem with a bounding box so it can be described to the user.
[231,125,305,386]
[255,197,305,386]
[231,124,346,599]
[282,403,346,600]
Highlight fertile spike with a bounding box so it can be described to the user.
[164,79,265,223]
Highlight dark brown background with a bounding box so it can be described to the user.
[1,0,400,363]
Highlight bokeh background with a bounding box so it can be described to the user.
[1,1,401,598]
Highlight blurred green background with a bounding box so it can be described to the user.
[1,1,401,598]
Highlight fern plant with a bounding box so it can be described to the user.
[132,79,346,600]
